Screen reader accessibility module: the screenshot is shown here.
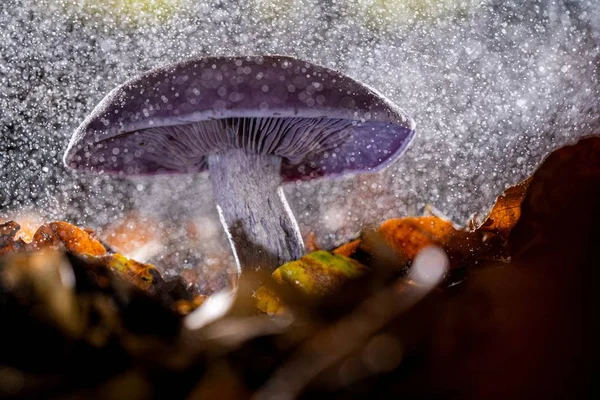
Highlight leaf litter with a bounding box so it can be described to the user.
[0,136,599,398]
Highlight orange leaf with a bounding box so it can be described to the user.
[374,216,458,262]
[332,239,361,258]
[473,178,531,239]
[361,216,503,268]
[28,224,61,251]
[510,136,600,258]
[49,221,107,256]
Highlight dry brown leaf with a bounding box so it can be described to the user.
[6,213,44,243]
[28,224,61,251]
[2,220,108,257]
[332,239,361,258]
[104,253,160,293]
[361,216,467,268]
[416,137,600,399]
[377,217,457,260]
[358,215,507,269]
[510,136,600,258]
[49,221,107,256]
[472,177,532,239]
[0,221,27,255]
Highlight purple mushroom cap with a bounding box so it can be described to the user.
[64,55,415,181]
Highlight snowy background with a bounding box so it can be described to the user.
[1,0,599,282]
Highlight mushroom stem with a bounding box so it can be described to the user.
[208,150,305,274]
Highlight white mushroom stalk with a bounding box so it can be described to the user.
[208,149,305,273]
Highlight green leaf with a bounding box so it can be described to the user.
[272,250,367,296]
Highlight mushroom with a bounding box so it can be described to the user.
[64,55,415,274]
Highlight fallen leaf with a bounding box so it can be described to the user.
[272,250,368,296]
[358,215,507,270]
[28,224,61,251]
[253,286,287,316]
[471,177,531,239]
[0,221,27,255]
[510,136,600,258]
[415,137,600,399]
[6,213,44,243]
[375,217,456,260]
[49,221,107,256]
[104,253,161,293]
[332,239,361,258]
